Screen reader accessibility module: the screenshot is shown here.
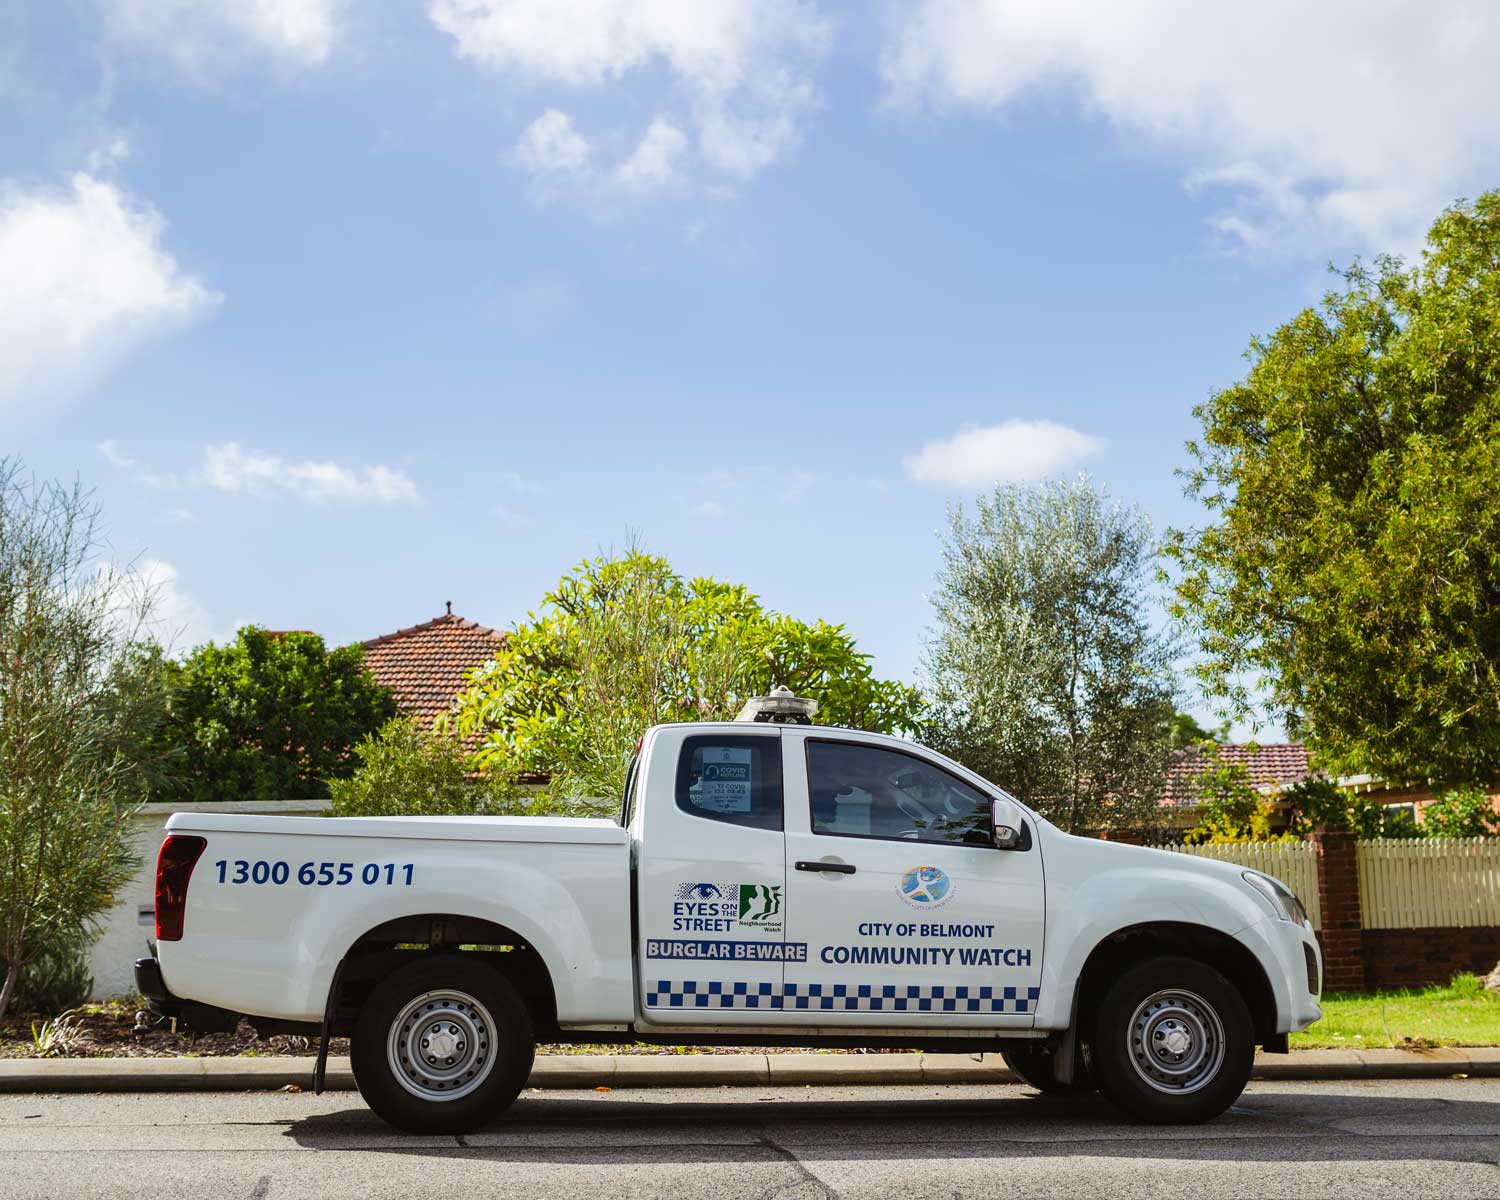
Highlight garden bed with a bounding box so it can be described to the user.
[0,1000,877,1060]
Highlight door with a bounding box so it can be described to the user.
[633,725,791,1024]
[782,731,1045,1027]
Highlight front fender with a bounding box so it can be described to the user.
[1034,855,1270,1030]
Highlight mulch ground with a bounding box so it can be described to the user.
[1,1000,873,1059]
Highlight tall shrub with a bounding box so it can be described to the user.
[0,463,168,1019]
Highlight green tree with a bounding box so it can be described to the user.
[327,717,544,818]
[922,477,1176,834]
[451,550,923,802]
[1165,711,1230,750]
[1169,191,1500,785]
[153,627,396,805]
[1421,787,1500,838]
[0,463,169,1019]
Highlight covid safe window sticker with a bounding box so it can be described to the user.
[694,747,754,813]
[898,865,954,908]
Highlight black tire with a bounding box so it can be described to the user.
[1001,1045,1093,1094]
[1089,955,1253,1124]
[351,954,534,1134]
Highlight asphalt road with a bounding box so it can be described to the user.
[5,1079,1500,1199]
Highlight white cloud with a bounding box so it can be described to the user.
[491,504,532,528]
[103,0,341,75]
[615,117,689,192]
[515,109,593,175]
[514,109,691,204]
[0,173,218,419]
[692,500,728,519]
[138,558,220,652]
[433,0,830,202]
[200,443,421,505]
[498,471,545,494]
[99,440,420,505]
[99,440,181,489]
[904,420,1102,488]
[881,0,1500,255]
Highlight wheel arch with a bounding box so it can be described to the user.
[329,912,560,1039]
[1071,921,1279,1048]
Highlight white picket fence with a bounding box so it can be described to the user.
[1149,841,1322,929]
[1358,838,1500,929]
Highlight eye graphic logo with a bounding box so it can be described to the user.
[679,883,723,900]
[898,866,954,908]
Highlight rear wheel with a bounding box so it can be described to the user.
[1089,955,1253,1124]
[351,954,534,1134]
[1001,1044,1093,1094]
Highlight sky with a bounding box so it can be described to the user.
[5,1,1500,736]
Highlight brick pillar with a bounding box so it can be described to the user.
[1311,823,1365,991]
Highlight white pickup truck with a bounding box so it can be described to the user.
[138,695,1322,1133]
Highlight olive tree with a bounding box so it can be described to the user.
[0,463,169,1019]
[923,477,1176,834]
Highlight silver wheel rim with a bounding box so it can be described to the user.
[1127,988,1225,1095]
[387,988,497,1102]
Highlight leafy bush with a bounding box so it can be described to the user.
[1422,787,1500,838]
[1281,777,1424,839]
[328,717,559,818]
[3,937,94,1017]
[151,627,397,805]
[1183,743,1291,844]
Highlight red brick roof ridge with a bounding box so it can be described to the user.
[362,611,504,649]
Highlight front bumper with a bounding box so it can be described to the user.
[1235,916,1323,1036]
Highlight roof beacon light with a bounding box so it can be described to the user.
[736,685,819,725]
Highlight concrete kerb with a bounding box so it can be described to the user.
[2,1048,1497,1093]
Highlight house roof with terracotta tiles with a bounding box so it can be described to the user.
[1162,742,1312,807]
[361,607,505,730]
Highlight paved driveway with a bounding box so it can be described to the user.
[5,1079,1500,1199]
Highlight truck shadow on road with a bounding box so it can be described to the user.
[281,1086,1500,1167]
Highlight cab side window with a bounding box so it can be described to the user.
[807,740,991,846]
[676,736,783,831]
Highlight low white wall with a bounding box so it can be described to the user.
[89,799,331,999]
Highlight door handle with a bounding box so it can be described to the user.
[795,860,856,874]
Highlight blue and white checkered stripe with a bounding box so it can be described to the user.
[644,981,1041,1013]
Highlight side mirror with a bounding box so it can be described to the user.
[991,797,1024,850]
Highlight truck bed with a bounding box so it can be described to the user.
[156,812,634,1026]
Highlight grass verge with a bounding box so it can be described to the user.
[1291,973,1500,1049]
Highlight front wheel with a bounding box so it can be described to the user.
[351,954,535,1134]
[1089,955,1253,1124]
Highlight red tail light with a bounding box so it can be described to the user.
[155,834,207,942]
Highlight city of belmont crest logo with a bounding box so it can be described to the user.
[897,865,954,908]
